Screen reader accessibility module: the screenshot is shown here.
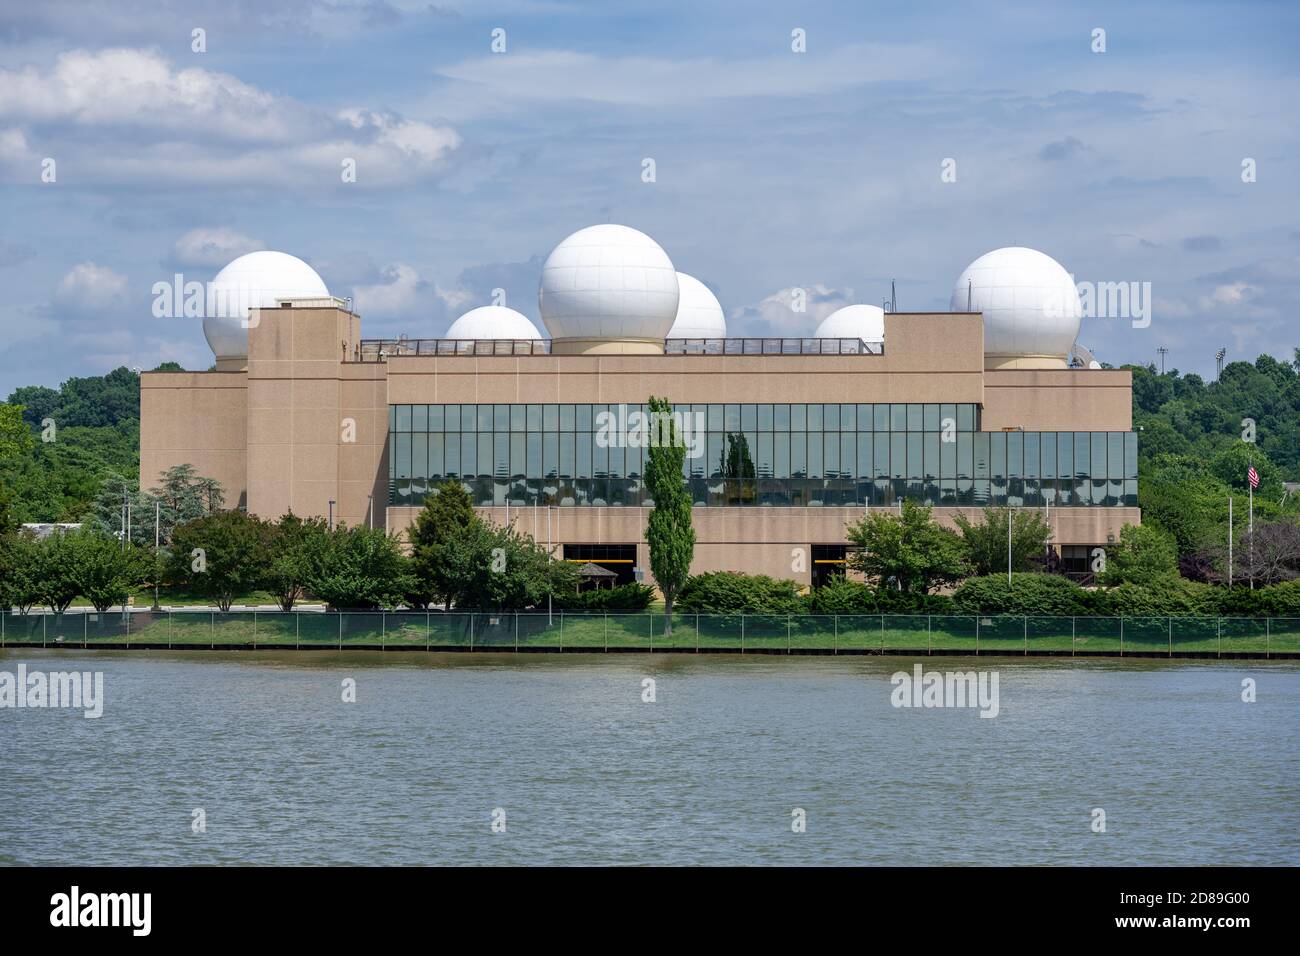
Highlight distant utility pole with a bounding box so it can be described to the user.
[1215,348,1227,380]
[1157,347,1168,375]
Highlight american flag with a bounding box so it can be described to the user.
[1247,466,1259,489]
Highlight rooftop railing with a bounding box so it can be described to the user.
[664,337,883,355]
[354,337,883,362]
[356,339,552,361]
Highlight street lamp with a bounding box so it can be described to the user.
[328,500,336,530]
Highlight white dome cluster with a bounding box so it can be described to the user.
[667,272,727,339]
[202,251,330,360]
[445,305,542,340]
[538,224,680,346]
[950,247,1082,367]
[814,304,884,343]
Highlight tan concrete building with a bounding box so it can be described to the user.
[141,299,1138,588]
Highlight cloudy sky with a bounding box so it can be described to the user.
[1,0,1296,395]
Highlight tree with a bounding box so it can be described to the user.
[0,404,34,460]
[953,507,1052,577]
[149,464,224,541]
[439,519,576,611]
[32,528,85,616]
[0,530,43,612]
[409,479,478,609]
[262,513,329,610]
[168,511,269,611]
[845,499,968,594]
[1098,523,1179,586]
[307,524,415,610]
[73,530,149,613]
[645,396,695,632]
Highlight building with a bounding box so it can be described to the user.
[140,228,1138,587]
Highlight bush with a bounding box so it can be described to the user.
[952,573,1093,616]
[1261,580,1300,617]
[803,577,876,613]
[677,571,802,613]
[553,582,655,611]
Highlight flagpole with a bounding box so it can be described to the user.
[1249,472,1254,590]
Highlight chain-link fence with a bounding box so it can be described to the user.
[2,609,1297,656]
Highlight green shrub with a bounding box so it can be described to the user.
[1261,580,1300,617]
[677,571,802,613]
[803,577,876,613]
[952,573,1092,616]
[554,582,655,611]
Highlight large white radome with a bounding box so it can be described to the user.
[445,306,543,340]
[667,272,726,339]
[950,247,1081,365]
[538,224,679,344]
[203,251,330,359]
[814,304,885,343]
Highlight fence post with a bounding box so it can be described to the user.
[1071,616,1075,657]
[1168,616,1172,657]
[1266,618,1271,659]
[975,615,979,656]
[834,614,838,655]
[253,609,258,649]
[43,612,46,647]
[648,612,652,654]
[695,614,699,653]
[425,610,430,650]
[169,610,173,650]
[381,611,386,651]
[296,611,300,650]
[211,610,215,650]
[1120,617,1124,657]
[742,614,745,653]
[1217,618,1222,658]
[558,612,562,652]
[880,614,885,654]
[515,613,519,652]
[1023,616,1027,656]
[338,612,342,650]
[928,615,932,656]
[787,614,791,654]
[84,612,88,648]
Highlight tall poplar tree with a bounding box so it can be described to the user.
[644,396,695,633]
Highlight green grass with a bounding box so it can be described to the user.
[4,611,1298,655]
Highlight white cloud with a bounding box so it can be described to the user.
[0,48,460,186]
[172,227,265,268]
[435,43,951,111]
[54,262,128,311]
[729,284,855,337]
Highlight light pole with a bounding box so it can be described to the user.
[1007,504,1013,585]
[152,500,161,612]
[367,494,373,529]
[328,499,336,530]
[547,505,553,626]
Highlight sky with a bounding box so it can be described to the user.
[0,0,1297,396]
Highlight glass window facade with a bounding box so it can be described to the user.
[388,403,1138,509]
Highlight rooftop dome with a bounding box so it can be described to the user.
[950,247,1081,369]
[814,304,885,342]
[445,305,543,340]
[202,251,329,360]
[667,272,726,339]
[538,224,679,353]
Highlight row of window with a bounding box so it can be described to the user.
[389,430,1138,483]
[390,403,982,433]
[389,476,1138,509]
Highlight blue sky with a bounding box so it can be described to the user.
[1,0,1297,395]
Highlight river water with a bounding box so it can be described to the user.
[2,650,1297,866]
